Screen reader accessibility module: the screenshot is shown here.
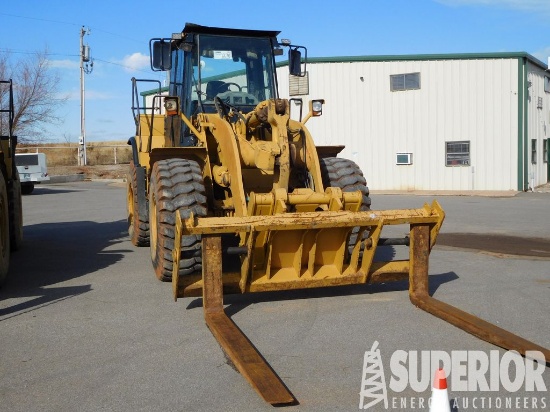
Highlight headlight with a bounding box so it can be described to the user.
[311,99,324,116]
[164,97,179,115]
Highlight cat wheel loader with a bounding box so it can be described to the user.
[128,23,549,405]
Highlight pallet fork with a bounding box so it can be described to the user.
[171,201,549,405]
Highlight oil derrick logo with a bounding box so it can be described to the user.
[359,340,388,409]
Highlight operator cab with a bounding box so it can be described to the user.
[159,24,281,116]
[151,23,305,146]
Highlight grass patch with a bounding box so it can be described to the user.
[16,141,132,166]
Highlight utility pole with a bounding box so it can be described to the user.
[79,26,93,166]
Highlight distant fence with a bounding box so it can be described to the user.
[16,144,132,166]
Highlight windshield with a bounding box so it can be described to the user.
[192,34,277,113]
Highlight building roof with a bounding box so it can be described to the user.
[305,52,547,70]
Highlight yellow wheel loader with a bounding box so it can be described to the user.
[128,24,549,405]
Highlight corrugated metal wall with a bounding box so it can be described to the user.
[526,63,550,190]
[278,58,522,191]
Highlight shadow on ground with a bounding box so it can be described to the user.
[21,186,83,196]
[0,219,129,319]
[438,233,550,259]
[186,271,459,317]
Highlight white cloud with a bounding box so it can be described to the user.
[435,0,550,13]
[119,52,149,72]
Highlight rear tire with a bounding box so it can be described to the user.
[127,161,149,246]
[0,175,11,286]
[8,170,23,251]
[319,157,371,209]
[149,159,207,282]
[320,157,371,253]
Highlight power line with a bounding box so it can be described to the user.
[1,12,151,73]
[0,11,80,27]
[0,12,145,44]
[0,48,79,58]
[0,49,152,74]
[87,27,144,44]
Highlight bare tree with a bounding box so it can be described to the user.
[0,50,67,143]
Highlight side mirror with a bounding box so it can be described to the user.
[150,39,172,71]
[289,48,302,76]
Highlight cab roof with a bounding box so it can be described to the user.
[182,23,280,39]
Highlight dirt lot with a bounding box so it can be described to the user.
[48,164,129,180]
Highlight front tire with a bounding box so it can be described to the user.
[149,159,207,282]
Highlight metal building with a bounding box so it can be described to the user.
[277,52,550,192]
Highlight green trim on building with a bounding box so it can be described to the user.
[516,57,532,192]
[304,52,548,70]
[517,59,525,192]
[523,60,529,191]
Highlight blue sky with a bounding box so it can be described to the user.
[1,0,550,142]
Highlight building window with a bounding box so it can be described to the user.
[545,76,550,93]
[544,139,548,164]
[396,153,413,165]
[445,141,470,166]
[289,71,309,96]
[390,72,421,91]
[531,139,537,164]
